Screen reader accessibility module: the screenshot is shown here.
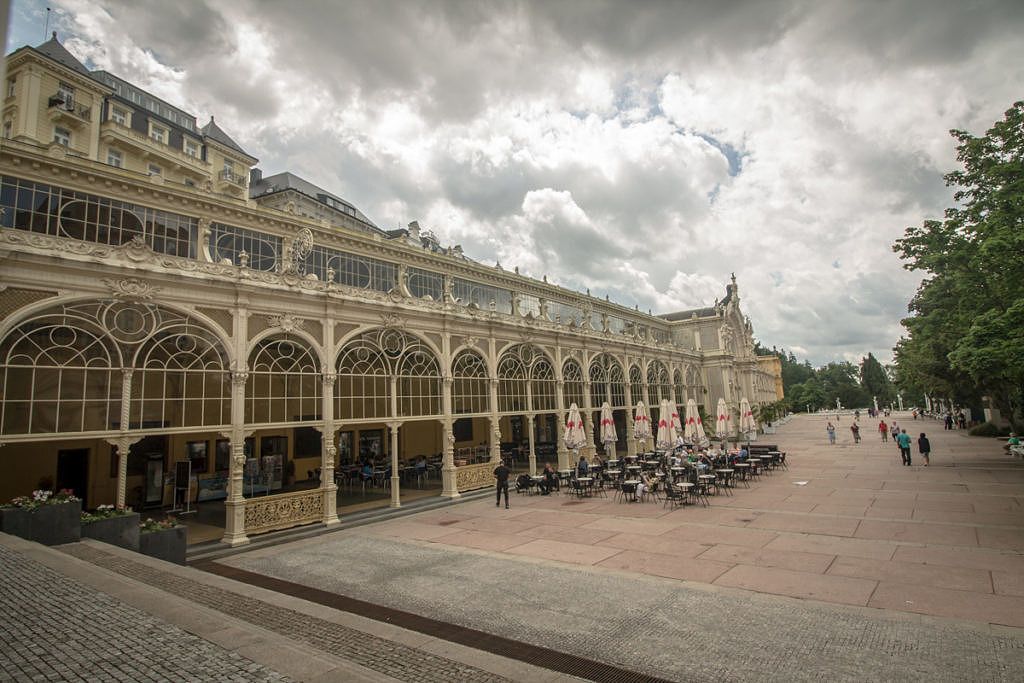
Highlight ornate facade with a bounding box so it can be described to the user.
[0,35,780,545]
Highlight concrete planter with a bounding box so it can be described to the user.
[81,512,140,551]
[0,507,33,539]
[139,525,187,565]
[0,501,81,545]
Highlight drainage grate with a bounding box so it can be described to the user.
[198,560,676,683]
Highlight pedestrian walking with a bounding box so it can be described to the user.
[918,433,931,466]
[879,420,888,442]
[826,422,836,445]
[851,422,861,443]
[896,429,912,466]
[493,459,510,508]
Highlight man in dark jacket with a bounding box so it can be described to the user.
[494,459,511,508]
[918,433,931,467]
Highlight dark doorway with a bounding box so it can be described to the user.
[56,448,89,508]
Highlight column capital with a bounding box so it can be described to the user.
[231,370,249,387]
[322,372,337,387]
[386,421,403,432]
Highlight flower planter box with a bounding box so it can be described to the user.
[139,525,187,565]
[81,512,140,551]
[0,501,81,545]
[0,507,33,540]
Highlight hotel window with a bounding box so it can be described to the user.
[110,107,127,125]
[53,127,71,146]
[150,124,167,144]
[147,163,162,176]
[57,82,75,106]
[184,139,198,157]
[6,78,15,98]
[107,149,123,168]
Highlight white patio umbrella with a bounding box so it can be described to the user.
[565,403,587,453]
[656,399,674,451]
[633,401,652,450]
[684,398,701,444]
[668,399,682,442]
[715,397,730,440]
[740,397,757,439]
[599,402,617,459]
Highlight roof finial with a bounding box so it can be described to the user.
[52,31,58,40]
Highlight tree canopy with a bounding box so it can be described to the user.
[893,101,1024,427]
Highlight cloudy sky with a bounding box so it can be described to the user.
[5,0,1023,365]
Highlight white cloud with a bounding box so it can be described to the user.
[8,0,1023,367]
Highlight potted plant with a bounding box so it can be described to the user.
[0,489,81,545]
[138,516,187,565]
[81,505,140,551]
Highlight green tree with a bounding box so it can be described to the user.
[860,352,893,405]
[893,101,1024,427]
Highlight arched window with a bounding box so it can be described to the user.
[132,321,229,428]
[629,364,643,406]
[452,349,488,415]
[0,304,122,434]
[247,337,320,424]
[646,360,670,406]
[497,344,554,413]
[562,358,584,408]
[588,353,625,408]
[335,328,441,420]
[673,368,685,403]
[0,301,230,436]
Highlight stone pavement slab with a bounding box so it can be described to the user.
[223,532,1024,682]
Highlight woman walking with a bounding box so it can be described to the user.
[826,422,836,445]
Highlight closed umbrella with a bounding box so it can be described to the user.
[740,397,757,439]
[633,401,651,450]
[599,402,617,459]
[656,399,674,451]
[684,398,701,444]
[668,399,682,444]
[565,403,587,452]
[715,397,730,440]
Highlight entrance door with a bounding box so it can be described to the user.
[56,448,89,508]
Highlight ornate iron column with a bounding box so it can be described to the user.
[320,372,339,526]
[388,421,401,508]
[222,369,250,547]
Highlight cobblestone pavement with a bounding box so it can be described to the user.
[0,543,288,683]
[59,543,510,683]
[223,533,1024,682]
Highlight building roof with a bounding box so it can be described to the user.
[201,116,253,159]
[250,171,379,229]
[33,32,92,77]
[659,306,717,321]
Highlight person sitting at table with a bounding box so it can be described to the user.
[695,453,713,472]
[577,455,590,477]
[540,462,559,494]
[636,471,652,500]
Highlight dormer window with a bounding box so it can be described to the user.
[150,124,167,144]
[110,107,127,126]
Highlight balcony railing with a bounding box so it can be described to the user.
[47,95,91,122]
[219,169,247,187]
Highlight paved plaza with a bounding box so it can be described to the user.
[2,412,1023,681]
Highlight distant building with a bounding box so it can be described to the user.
[0,33,779,547]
